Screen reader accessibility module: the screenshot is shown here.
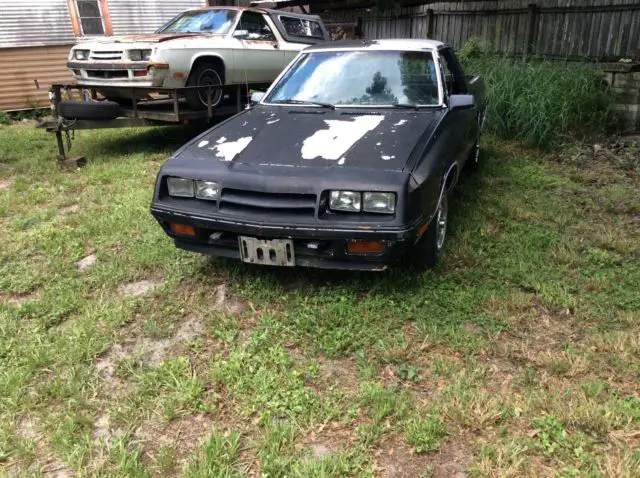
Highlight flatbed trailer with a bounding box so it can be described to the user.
[38,83,250,166]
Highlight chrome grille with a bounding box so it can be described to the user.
[89,50,124,61]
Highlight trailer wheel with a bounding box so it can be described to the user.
[58,100,120,120]
[185,62,224,110]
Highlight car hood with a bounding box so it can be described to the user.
[176,106,443,172]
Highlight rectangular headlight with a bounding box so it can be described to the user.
[329,191,361,212]
[129,49,152,61]
[195,181,220,201]
[363,192,396,214]
[167,177,194,198]
[74,49,89,60]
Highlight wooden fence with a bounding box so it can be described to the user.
[319,0,640,61]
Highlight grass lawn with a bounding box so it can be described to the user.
[0,121,638,477]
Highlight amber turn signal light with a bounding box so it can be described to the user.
[133,70,148,77]
[169,223,196,236]
[346,240,386,254]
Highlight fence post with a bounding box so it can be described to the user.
[523,3,538,61]
[426,8,434,39]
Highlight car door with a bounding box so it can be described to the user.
[277,15,325,64]
[231,11,285,84]
[440,47,476,166]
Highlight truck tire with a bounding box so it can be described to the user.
[185,62,224,110]
[410,194,448,269]
[58,100,120,120]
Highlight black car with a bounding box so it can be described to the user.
[150,39,486,271]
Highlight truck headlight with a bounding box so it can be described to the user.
[129,49,152,61]
[74,49,90,60]
[195,181,220,201]
[167,177,194,197]
[329,191,361,212]
[363,192,396,214]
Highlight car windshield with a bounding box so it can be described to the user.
[158,9,237,34]
[265,50,440,107]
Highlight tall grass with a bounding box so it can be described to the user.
[461,52,617,149]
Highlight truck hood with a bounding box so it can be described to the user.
[175,106,443,172]
[75,33,224,46]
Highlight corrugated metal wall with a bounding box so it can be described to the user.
[109,0,207,35]
[320,0,640,61]
[0,45,73,110]
[0,0,76,48]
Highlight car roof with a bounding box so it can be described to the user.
[182,6,322,20]
[304,39,446,52]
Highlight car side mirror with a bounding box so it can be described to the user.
[449,94,476,110]
[250,91,265,106]
[233,29,249,39]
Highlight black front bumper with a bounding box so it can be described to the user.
[151,204,424,271]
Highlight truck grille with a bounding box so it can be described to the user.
[89,50,124,61]
[219,189,317,218]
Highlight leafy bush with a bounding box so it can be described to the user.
[461,53,617,149]
[0,110,11,125]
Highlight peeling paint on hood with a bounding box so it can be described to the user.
[209,137,253,162]
[301,116,385,162]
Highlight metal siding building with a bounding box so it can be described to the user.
[109,0,206,35]
[0,0,206,110]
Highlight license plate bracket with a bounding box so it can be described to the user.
[238,236,295,267]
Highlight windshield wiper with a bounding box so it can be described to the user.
[391,103,428,110]
[275,99,335,109]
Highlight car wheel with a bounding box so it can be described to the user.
[411,193,448,269]
[185,62,224,110]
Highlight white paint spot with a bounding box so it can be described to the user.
[242,121,248,126]
[198,140,209,148]
[338,157,345,165]
[381,155,396,161]
[216,137,227,144]
[210,136,253,162]
[393,119,408,126]
[376,142,382,146]
[266,119,280,125]
[391,129,397,133]
[301,115,384,161]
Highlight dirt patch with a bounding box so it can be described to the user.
[1,291,39,307]
[314,356,360,394]
[14,415,74,478]
[374,434,433,478]
[75,253,97,271]
[95,316,205,378]
[0,179,12,190]
[430,442,473,478]
[135,413,214,470]
[296,421,357,458]
[58,204,79,216]
[119,280,163,297]
[91,412,124,445]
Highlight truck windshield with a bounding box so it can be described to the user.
[158,9,238,34]
[265,50,440,107]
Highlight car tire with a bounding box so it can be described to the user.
[411,193,448,269]
[58,100,120,120]
[185,62,225,110]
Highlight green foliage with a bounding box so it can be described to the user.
[0,110,11,125]
[183,429,243,478]
[461,43,617,149]
[404,411,447,453]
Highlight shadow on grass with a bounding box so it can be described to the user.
[192,143,496,296]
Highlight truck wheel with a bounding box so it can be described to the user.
[185,62,224,110]
[411,194,448,269]
[58,100,120,120]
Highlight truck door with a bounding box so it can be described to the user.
[232,11,285,84]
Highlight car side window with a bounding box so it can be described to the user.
[440,48,467,96]
[236,12,276,41]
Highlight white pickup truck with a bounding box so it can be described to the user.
[67,7,330,109]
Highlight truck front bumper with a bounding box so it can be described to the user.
[67,61,170,88]
[150,204,424,271]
